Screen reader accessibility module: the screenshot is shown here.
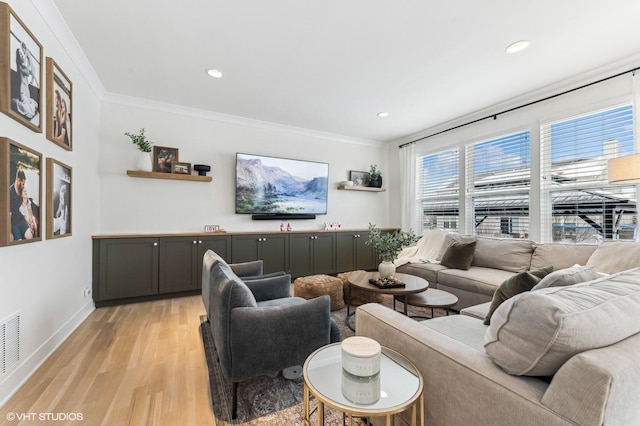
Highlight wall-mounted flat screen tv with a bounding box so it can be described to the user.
[235,153,329,216]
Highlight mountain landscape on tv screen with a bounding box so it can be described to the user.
[236,157,328,214]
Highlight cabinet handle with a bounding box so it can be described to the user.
[263,237,267,241]
[198,240,202,244]
[193,240,197,244]
[153,242,158,246]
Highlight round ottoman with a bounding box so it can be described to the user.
[337,270,385,306]
[294,274,345,311]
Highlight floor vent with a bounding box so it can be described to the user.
[1,314,20,375]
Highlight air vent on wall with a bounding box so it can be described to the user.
[1,313,20,375]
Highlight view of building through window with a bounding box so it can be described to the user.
[417,104,637,243]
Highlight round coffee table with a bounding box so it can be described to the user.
[394,288,459,319]
[303,342,424,426]
[346,272,429,330]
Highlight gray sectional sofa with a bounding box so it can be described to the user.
[357,238,640,425]
[396,233,640,310]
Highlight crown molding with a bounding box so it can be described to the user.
[101,92,385,147]
[29,0,107,99]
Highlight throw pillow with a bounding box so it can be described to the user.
[531,265,599,291]
[484,268,640,376]
[440,239,477,270]
[483,266,553,325]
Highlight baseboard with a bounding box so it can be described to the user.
[0,300,95,408]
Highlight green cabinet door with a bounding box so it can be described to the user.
[289,233,314,278]
[336,232,358,272]
[355,231,376,270]
[313,233,336,275]
[159,236,198,294]
[96,237,159,302]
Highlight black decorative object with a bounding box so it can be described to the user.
[193,164,211,176]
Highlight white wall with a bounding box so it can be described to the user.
[98,99,394,234]
[0,0,101,405]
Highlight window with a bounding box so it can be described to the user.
[417,148,460,233]
[541,104,637,243]
[466,131,531,238]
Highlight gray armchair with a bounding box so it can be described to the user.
[202,250,340,418]
[202,250,283,322]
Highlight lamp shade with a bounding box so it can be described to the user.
[608,154,640,184]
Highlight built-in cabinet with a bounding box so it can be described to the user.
[93,234,230,306]
[288,233,336,278]
[93,229,390,306]
[231,233,289,275]
[336,231,376,272]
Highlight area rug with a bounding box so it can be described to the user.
[200,300,446,424]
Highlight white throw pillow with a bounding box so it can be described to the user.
[484,268,640,376]
[531,265,599,291]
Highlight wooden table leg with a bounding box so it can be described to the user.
[419,392,425,426]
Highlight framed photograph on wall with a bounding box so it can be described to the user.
[46,58,72,150]
[153,146,179,173]
[46,158,72,239]
[0,3,43,133]
[349,170,370,187]
[172,161,191,175]
[0,137,42,246]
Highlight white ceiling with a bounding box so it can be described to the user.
[51,0,640,143]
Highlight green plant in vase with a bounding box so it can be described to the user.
[366,223,417,279]
[369,164,382,188]
[125,128,154,171]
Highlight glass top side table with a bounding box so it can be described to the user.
[303,342,424,426]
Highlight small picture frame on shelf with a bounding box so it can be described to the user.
[349,170,370,187]
[172,161,191,175]
[153,146,178,173]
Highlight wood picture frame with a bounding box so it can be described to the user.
[0,137,42,246]
[172,161,191,175]
[0,3,43,133]
[46,57,72,150]
[153,146,179,173]
[349,170,370,187]
[46,158,72,239]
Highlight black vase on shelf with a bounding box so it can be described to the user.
[369,176,382,188]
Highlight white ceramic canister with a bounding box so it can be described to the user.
[341,336,381,378]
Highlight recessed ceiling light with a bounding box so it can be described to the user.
[377,112,389,118]
[505,40,531,55]
[206,68,223,78]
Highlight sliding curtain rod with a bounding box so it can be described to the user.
[399,65,640,149]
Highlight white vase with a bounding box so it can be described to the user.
[378,261,396,279]
[136,151,153,172]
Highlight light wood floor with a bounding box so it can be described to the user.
[0,296,215,426]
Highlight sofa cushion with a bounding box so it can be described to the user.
[460,302,490,320]
[437,267,516,297]
[396,262,448,285]
[484,268,640,376]
[471,237,534,273]
[421,315,489,352]
[440,239,477,270]
[586,241,640,274]
[530,243,597,270]
[531,265,599,291]
[483,266,553,325]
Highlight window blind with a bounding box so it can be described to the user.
[466,131,531,238]
[417,148,460,232]
[540,104,637,243]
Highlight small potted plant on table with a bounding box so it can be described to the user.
[366,223,417,279]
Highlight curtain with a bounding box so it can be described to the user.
[399,143,417,231]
